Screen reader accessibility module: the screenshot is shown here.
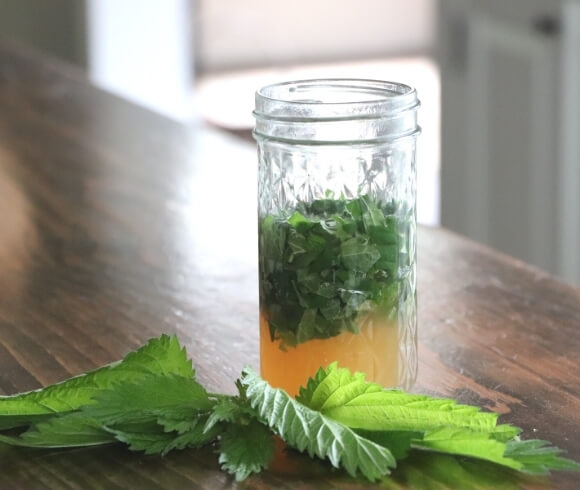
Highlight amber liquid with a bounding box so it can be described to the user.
[260,311,399,397]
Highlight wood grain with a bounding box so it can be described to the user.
[0,41,579,489]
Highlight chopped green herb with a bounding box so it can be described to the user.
[259,195,414,347]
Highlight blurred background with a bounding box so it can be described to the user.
[1,0,579,286]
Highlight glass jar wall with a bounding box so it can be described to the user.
[254,79,420,396]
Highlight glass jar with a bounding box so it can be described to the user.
[253,79,420,396]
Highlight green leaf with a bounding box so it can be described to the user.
[340,237,381,272]
[356,429,423,460]
[203,390,259,434]
[156,407,204,434]
[287,211,312,230]
[0,413,115,448]
[259,215,287,262]
[259,194,410,346]
[319,299,342,321]
[333,215,357,239]
[326,392,499,433]
[295,268,321,293]
[296,364,580,475]
[218,419,275,481]
[6,374,213,451]
[0,335,193,429]
[360,195,387,229]
[83,374,212,425]
[368,224,398,245]
[295,309,319,344]
[1,336,579,484]
[413,428,522,470]
[204,397,240,433]
[298,364,499,433]
[489,424,522,442]
[375,244,399,269]
[120,334,195,378]
[387,451,536,490]
[161,418,219,454]
[13,411,219,456]
[410,431,580,476]
[296,362,380,411]
[109,424,175,455]
[504,438,580,475]
[19,413,219,456]
[345,199,363,219]
[241,366,396,481]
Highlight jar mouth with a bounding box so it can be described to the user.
[253,78,420,143]
[254,78,418,121]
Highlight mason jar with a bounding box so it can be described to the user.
[254,79,419,396]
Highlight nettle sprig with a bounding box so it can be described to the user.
[0,335,578,482]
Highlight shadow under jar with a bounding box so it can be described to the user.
[254,79,420,396]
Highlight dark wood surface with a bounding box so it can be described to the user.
[0,41,579,489]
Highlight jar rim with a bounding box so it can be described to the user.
[253,78,420,143]
[254,78,418,121]
[257,78,415,103]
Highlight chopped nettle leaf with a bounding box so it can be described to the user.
[0,336,578,484]
[259,195,414,347]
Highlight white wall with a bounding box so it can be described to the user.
[85,0,436,121]
[197,0,436,72]
[87,0,194,121]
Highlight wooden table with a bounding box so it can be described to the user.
[1,41,579,489]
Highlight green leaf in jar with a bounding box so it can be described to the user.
[340,237,381,272]
[259,194,410,346]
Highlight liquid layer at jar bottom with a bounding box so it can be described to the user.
[260,311,399,397]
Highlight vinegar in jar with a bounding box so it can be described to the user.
[260,311,399,397]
